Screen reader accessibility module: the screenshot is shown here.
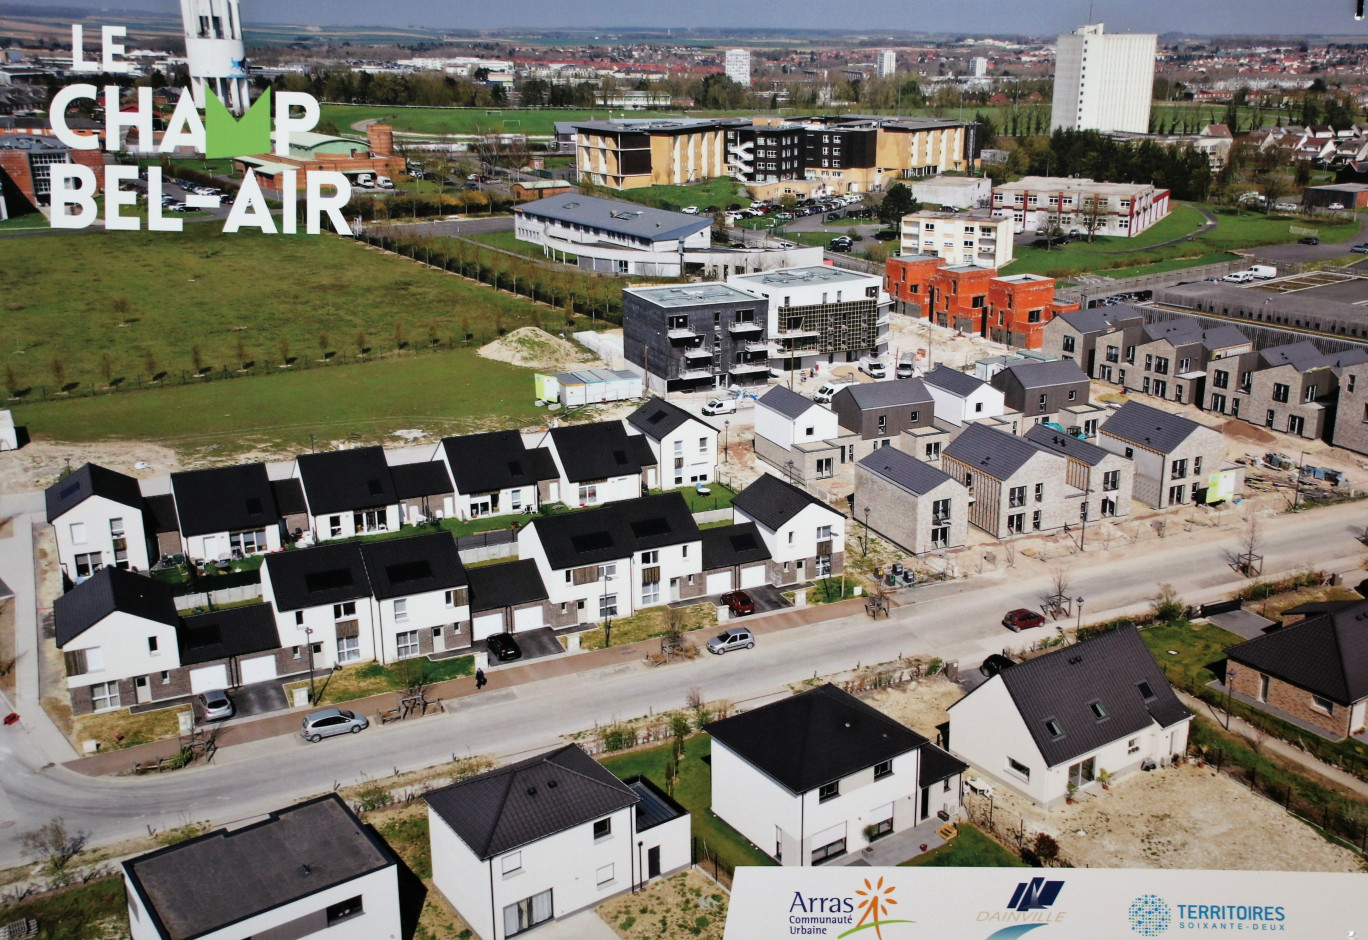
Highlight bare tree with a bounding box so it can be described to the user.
[22,817,89,883]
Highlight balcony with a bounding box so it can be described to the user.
[729,320,763,334]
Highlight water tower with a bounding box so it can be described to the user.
[180,0,250,115]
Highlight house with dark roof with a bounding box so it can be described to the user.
[731,473,845,585]
[1225,599,1368,740]
[1040,306,1145,377]
[1024,423,1134,522]
[466,559,554,640]
[170,463,283,562]
[990,359,1091,426]
[1096,400,1238,508]
[854,447,968,554]
[700,522,772,595]
[359,532,470,662]
[294,447,400,542]
[389,460,455,527]
[942,424,1079,539]
[625,397,719,491]
[706,684,965,866]
[751,385,851,485]
[46,463,154,579]
[518,492,704,621]
[948,625,1191,808]
[439,430,559,522]
[922,365,1005,427]
[261,543,374,669]
[1131,320,1252,408]
[124,793,402,940]
[831,379,935,447]
[543,422,650,507]
[426,744,690,940]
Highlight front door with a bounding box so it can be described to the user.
[647,846,661,878]
[135,676,151,704]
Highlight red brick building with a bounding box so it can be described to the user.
[987,273,1080,349]
[0,135,106,220]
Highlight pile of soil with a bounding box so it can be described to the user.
[477,327,599,373]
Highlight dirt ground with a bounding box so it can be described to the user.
[479,325,602,373]
[597,868,728,940]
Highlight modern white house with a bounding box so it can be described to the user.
[170,463,284,563]
[542,422,653,507]
[922,364,1005,427]
[46,463,154,580]
[731,473,845,585]
[261,542,376,670]
[124,793,402,940]
[706,684,965,866]
[948,625,1192,808]
[358,532,471,663]
[294,447,401,542]
[513,194,712,277]
[624,397,719,490]
[437,430,558,521]
[427,744,691,940]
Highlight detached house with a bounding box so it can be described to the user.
[855,447,968,555]
[1096,400,1238,508]
[707,684,965,866]
[438,430,558,521]
[170,463,283,562]
[731,474,844,585]
[261,543,374,669]
[294,447,400,541]
[942,424,1078,539]
[358,533,470,662]
[427,744,690,940]
[922,365,1004,427]
[625,397,719,490]
[1023,424,1133,521]
[751,385,849,484]
[948,625,1191,808]
[990,359,1090,426]
[1225,599,1368,740]
[543,422,653,507]
[46,463,153,580]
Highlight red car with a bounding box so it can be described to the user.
[721,591,756,616]
[1003,608,1046,632]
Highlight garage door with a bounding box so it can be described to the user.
[740,565,767,589]
[239,655,277,685]
[706,571,732,595]
[513,606,543,633]
[473,611,505,640]
[190,664,230,694]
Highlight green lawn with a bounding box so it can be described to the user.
[901,823,1024,867]
[0,875,128,940]
[11,348,547,456]
[0,224,552,403]
[598,735,775,871]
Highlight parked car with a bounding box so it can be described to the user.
[300,708,368,742]
[979,654,1017,679]
[1002,608,1046,632]
[706,627,755,654]
[198,689,234,722]
[720,590,756,616]
[1299,236,1320,245]
[485,632,523,662]
[702,397,738,416]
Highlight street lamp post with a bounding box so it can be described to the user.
[304,626,316,704]
[724,419,730,463]
[1074,596,1084,635]
[863,506,871,557]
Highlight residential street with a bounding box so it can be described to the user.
[0,500,1361,868]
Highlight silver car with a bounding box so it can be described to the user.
[300,707,368,742]
[706,628,755,655]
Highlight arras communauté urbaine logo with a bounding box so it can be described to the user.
[1129,895,1173,937]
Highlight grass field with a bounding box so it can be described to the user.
[0,225,551,402]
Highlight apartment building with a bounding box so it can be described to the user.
[992,176,1170,237]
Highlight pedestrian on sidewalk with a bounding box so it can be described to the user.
[475,668,487,690]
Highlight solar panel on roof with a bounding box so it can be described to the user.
[304,569,354,593]
[570,531,615,553]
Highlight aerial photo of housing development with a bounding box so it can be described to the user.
[3,0,1368,936]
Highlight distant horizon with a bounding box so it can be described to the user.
[14,0,1368,40]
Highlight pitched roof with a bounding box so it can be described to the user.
[171,463,280,538]
[700,522,772,569]
[142,494,180,535]
[549,422,647,482]
[442,430,558,495]
[263,542,371,612]
[270,478,308,516]
[978,625,1190,768]
[944,423,1049,481]
[295,447,397,516]
[757,385,819,420]
[857,446,957,495]
[176,604,281,667]
[706,684,929,794]
[923,365,988,397]
[46,463,143,523]
[1227,600,1368,705]
[54,566,179,647]
[731,473,839,530]
[425,744,640,860]
[834,378,934,411]
[1099,400,1201,453]
[997,359,1090,389]
[466,559,549,612]
[528,492,699,570]
[123,794,396,940]
[1024,423,1111,467]
[359,532,467,600]
[389,461,455,500]
[627,397,716,438]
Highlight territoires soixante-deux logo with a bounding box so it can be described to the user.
[47,23,352,235]
[1128,894,1289,935]
[787,876,913,937]
[977,877,1067,938]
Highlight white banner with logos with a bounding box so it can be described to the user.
[723,866,1366,939]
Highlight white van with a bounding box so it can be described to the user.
[812,380,856,404]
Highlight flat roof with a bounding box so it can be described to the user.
[625,283,760,308]
[729,265,879,288]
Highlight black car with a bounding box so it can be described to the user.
[485,632,523,662]
[979,654,1016,679]
[1299,236,1320,245]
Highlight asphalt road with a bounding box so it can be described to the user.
[0,503,1362,867]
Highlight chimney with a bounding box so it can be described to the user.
[367,124,394,156]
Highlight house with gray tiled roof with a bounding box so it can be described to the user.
[941,424,1079,539]
[948,625,1191,808]
[1096,400,1237,509]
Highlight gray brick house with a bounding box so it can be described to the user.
[855,447,968,554]
[941,423,1079,539]
[1095,400,1237,509]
